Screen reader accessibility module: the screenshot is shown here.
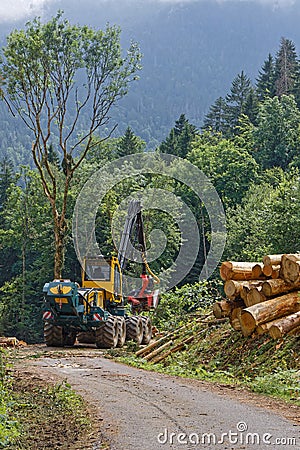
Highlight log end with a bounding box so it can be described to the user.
[240,311,256,335]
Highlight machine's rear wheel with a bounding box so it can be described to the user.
[117,317,126,348]
[126,316,143,345]
[44,323,64,347]
[77,331,96,344]
[95,316,118,349]
[141,316,152,345]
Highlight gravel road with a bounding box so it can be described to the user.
[30,352,300,450]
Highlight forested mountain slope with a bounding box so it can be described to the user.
[2,0,300,158]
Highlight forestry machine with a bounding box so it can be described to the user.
[42,200,160,348]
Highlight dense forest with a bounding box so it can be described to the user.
[1,18,300,345]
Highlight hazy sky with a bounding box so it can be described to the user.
[0,0,295,24]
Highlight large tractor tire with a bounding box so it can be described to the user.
[126,316,143,345]
[44,323,64,347]
[117,317,126,348]
[63,330,77,347]
[77,331,96,344]
[95,316,119,349]
[141,316,152,345]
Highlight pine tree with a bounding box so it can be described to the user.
[203,97,228,134]
[244,88,259,126]
[256,53,276,101]
[116,127,145,157]
[274,37,300,98]
[0,158,14,224]
[47,143,60,168]
[160,114,197,158]
[174,114,189,136]
[225,71,253,132]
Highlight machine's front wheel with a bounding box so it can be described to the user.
[44,323,64,347]
[117,317,126,348]
[126,316,143,345]
[141,316,152,345]
[96,316,119,349]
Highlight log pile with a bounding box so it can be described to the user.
[215,255,300,339]
[0,337,26,348]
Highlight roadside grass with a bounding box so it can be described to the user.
[10,375,94,450]
[0,350,103,450]
[0,349,19,448]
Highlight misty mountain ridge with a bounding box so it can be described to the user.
[1,0,300,162]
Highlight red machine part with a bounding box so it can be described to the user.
[127,274,159,313]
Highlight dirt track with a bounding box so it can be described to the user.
[15,346,300,450]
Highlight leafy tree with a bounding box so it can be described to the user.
[225,169,300,261]
[253,95,300,169]
[188,133,259,207]
[0,168,53,341]
[160,114,197,158]
[256,53,276,101]
[274,37,300,98]
[0,12,141,278]
[116,126,146,157]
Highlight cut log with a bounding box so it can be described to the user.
[0,337,19,347]
[229,307,243,331]
[262,264,273,277]
[239,292,300,335]
[224,280,244,298]
[288,325,300,336]
[220,261,263,281]
[224,280,259,299]
[144,340,173,361]
[212,299,245,319]
[262,278,300,297]
[245,286,266,307]
[256,319,280,335]
[252,263,264,279]
[269,311,300,339]
[151,334,195,364]
[271,266,281,279]
[263,264,280,278]
[281,254,300,282]
[237,281,264,302]
[263,255,284,266]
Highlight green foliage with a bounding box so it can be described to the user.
[188,133,259,207]
[250,369,300,401]
[225,71,253,132]
[0,11,142,278]
[160,114,197,158]
[153,281,222,330]
[256,53,276,101]
[253,95,300,169]
[225,169,300,260]
[116,126,146,157]
[0,350,19,447]
[274,37,300,98]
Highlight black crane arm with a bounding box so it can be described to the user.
[117,200,147,273]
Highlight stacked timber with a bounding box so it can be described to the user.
[214,255,300,339]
